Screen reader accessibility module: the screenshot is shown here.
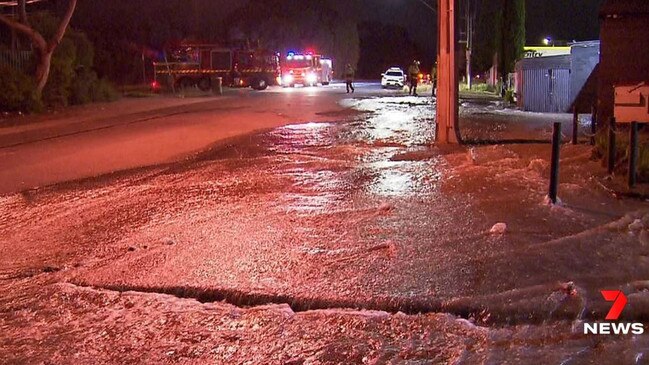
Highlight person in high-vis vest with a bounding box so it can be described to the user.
[408,60,420,96]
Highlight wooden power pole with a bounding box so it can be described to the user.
[436,0,459,143]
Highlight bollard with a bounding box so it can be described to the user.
[628,121,639,188]
[572,107,579,145]
[607,117,616,175]
[549,122,562,204]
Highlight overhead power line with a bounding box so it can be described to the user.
[0,0,46,7]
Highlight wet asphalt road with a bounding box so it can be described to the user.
[2,84,649,363]
[0,82,385,195]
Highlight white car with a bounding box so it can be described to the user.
[381,67,405,88]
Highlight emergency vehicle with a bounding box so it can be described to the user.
[153,42,281,92]
[281,52,333,87]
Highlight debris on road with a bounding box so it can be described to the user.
[489,223,507,235]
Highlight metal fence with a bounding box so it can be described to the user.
[520,68,571,113]
[515,55,572,113]
[0,50,33,72]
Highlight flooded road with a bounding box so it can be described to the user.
[1,92,649,364]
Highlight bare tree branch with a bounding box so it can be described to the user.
[0,0,78,94]
[48,0,76,52]
[0,9,46,49]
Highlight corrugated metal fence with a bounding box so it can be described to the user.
[520,68,571,113]
[516,55,572,113]
[0,51,33,73]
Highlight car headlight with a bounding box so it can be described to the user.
[283,74,294,84]
[306,73,317,84]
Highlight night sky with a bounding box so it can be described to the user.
[526,0,605,44]
[219,0,604,58]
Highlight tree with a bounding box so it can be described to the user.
[472,0,524,78]
[0,0,78,95]
[499,0,525,76]
[226,0,360,78]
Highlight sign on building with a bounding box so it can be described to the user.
[614,82,649,123]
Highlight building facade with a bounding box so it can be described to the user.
[598,0,649,124]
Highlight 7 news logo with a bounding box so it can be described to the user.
[583,290,645,335]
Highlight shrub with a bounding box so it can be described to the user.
[42,36,76,106]
[596,126,649,182]
[34,12,118,107]
[69,68,95,105]
[638,144,649,182]
[93,78,120,102]
[460,82,496,93]
[0,63,43,113]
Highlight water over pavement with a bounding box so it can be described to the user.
[1,95,649,363]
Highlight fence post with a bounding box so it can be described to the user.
[590,105,597,146]
[572,107,579,145]
[549,122,562,204]
[608,117,617,175]
[628,121,639,188]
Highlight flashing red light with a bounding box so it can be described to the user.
[151,81,161,91]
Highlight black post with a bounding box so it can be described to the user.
[572,107,579,145]
[590,105,597,146]
[549,122,562,204]
[629,121,639,188]
[608,117,617,175]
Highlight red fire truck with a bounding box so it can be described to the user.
[280,52,333,87]
[153,42,281,91]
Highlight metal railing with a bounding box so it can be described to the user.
[0,50,33,72]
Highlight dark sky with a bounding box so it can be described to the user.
[526,0,604,45]
[326,0,604,57]
[167,0,605,59]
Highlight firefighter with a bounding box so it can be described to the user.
[230,62,241,87]
[408,60,420,96]
[344,63,355,93]
[431,62,437,97]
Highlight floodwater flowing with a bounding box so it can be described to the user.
[1,95,649,363]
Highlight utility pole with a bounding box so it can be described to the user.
[458,0,475,90]
[465,0,474,90]
[436,0,459,143]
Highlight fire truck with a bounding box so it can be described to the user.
[280,52,333,87]
[153,42,281,91]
